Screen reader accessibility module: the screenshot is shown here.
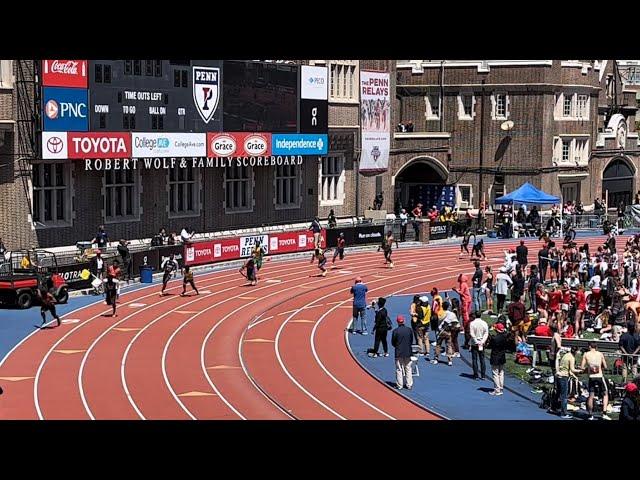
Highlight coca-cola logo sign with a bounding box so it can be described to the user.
[67,132,131,159]
[42,60,88,88]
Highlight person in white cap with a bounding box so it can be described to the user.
[495,266,513,313]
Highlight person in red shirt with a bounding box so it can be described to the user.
[575,285,587,337]
[411,203,423,239]
[453,274,472,349]
[548,284,562,323]
[534,317,552,337]
[536,284,549,322]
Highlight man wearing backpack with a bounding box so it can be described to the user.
[416,295,432,362]
[370,297,391,357]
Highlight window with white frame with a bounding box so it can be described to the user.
[457,184,473,206]
[104,169,139,222]
[491,92,509,120]
[274,164,300,209]
[326,61,358,102]
[458,93,475,119]
[553,136,590,165]
[554,92,590,120]
[224,164,252,212]
[576,94,588,118]
[319,155,345,205]
[32,161,71,226]
[425,94,440,120]
[168,165,200,217]
[562,140,570,161]
[563,95,573,117]
[0,60,14,88]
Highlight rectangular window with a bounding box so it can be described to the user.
[495,93,506,118]
[320,155,345,204]
[32,161,70,226]
[133,60,141,76]
[154,60,162,77]
[105,169,139,222]
[563,94,573,117]
[94,64,103,83]
[426,94,440,120]
[576,94,588,118]
[458,94,474,119]
[145,60,153,76]
[104,65,112,84]
[329,61,357,101]
[168,165,199,217]
[457,184,472,206]
[225,164,252,212]
[562,140,570,161]
[275,164,300,208]
[124,60,132,75]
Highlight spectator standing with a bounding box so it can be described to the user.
[581,342,611,420]
[180,227,195,244]
[309,216,322,248]
[508,295,529,344]
[411,203,423,239]
[487,322,508,396]
[327,209,337,229]
[471,260,483,314]
[619,383,639,421]
[527,265,540,312]
[117,239,132,283]
[555,346,582,418]
[151,228,165,247]
[370,297,391,357]
[432,301,458,366]
[516,240,528,268]
[538,243,549,283]
[416,296,432,361]
[453,274,472,349]
[92,225,109,249]
[399,209,408,242]
[350,277,368,335]
[620,323,639,383]
[495,267,513,313]
[469,313,489,380]
[392,315,414,390]
[167,232,177,245]
[91,250,106,280]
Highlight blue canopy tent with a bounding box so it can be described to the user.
[495,182,561,237]
[495,182,560,205]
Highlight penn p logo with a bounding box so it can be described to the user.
[193,66,220,124]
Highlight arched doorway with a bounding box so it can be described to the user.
[602,157,635,208]
[393,157,450,213]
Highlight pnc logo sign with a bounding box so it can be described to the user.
[42,87,89,131]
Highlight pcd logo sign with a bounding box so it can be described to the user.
[42,87,88,131]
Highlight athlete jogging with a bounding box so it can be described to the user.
[240,258,258,286]
[471,238,487,260]
[311,247,328,277]
[39,286,61,327]
[252,240,267,275]
[160,254,180,296]
[378,230,396,268]
[459,229,475,258]
[181,265,199,296]
[103,276,118,317]
[332,233,346,265]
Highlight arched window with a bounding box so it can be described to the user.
[603,158,634,179]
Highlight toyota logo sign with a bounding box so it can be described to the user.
[46,136,64,154]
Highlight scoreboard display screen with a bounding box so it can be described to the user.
[88,60,223,132]
[223,61,298,133]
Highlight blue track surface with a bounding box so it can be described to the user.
[348,294,562,420]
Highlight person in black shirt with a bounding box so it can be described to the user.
[327,209,337,229]
[370,297,391,357]
[309,216,322,248]
[117,239,132,283]
[538,245,549,282]
[527,265,540,312]
[516,240,528,268]
[39,287,61,327]
[92,225,109,249]
[620,323,639,382]
[606,232,616,254]
[332,233,346,265]
[471,260,483,314]
[511,265,525,301]
[160,254,179,295]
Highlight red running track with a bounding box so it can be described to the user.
[0,237,605,420]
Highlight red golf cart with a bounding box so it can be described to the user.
[0,250,69,309]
